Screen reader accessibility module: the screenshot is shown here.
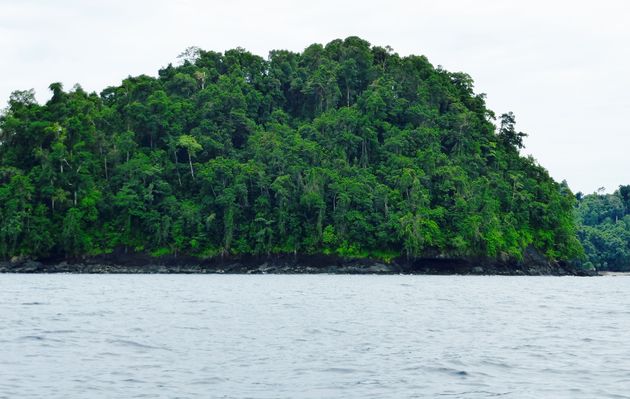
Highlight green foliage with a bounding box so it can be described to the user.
[0,37,583,262]
[575,186,630,270]
[150,247,172,257]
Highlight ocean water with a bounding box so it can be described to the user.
[1,275,629,399]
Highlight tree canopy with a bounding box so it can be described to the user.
[0,37,583,262]
[575,186,630,271]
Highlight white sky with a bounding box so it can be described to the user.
[1,0,628,194]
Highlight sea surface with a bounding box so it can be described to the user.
[1,275,629,399]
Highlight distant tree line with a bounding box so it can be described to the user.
[576,186,630,271]
[0,37,583,262]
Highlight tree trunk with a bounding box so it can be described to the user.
[188,151,195,179]
[174,151,182,186]
[346,86,350,107]
[361,140,368,167]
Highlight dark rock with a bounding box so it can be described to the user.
[0,249,597,276]
[366,263,391,273]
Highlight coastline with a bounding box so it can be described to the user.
[599,271,630,276]
[0,252,597,276]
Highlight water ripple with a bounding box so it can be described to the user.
[1,274,629,398]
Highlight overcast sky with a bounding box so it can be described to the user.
[1,0,628,194]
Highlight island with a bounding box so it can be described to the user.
[0,37,611,275]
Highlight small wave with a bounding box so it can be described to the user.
[21,302,47,306]
[480,360,512,369]
[18,335,63,343]
[445,369,469,377]
[174,326,207,331]
[122,378,146,384]
[107,339,169,351]
[322,367,357,374]
[355,379,381,385]
[426,367,470,378]
[19,335,44,341]
[438,391,511,397]
[97,352,120,357]
[190,377,225,385]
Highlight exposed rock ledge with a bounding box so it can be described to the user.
[0,248,596,276]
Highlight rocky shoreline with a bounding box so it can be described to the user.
[0,249,596,276]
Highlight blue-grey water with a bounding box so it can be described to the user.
[1,275,629,398]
